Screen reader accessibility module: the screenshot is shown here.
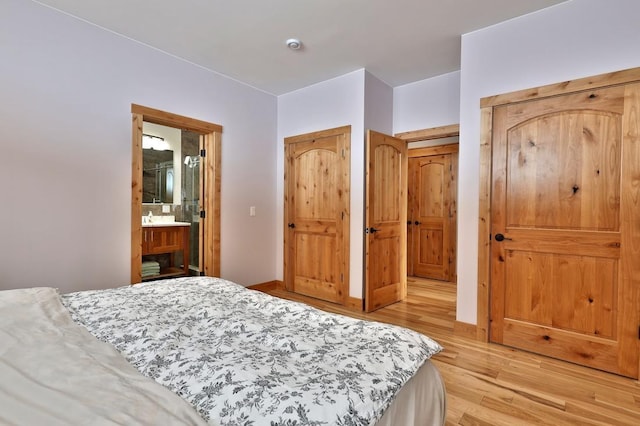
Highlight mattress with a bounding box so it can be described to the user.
[0,286,205,425]
[1,277,446,425]
[377,361,445,426]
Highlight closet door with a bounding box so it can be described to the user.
[408,154,454,281]
[490,84,640,378]
[364,130,407,312]
[284,126,350,305]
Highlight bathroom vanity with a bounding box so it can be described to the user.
[141,222,190,280]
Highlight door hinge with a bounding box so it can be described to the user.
[200,148,206,157]
[200,210,206,219]
[341,149,345,158]
[341,273,344,282]
[341,211,345,220]
[638,326,640,340]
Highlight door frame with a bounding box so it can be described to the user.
[359,125,460,312]
[476,66,640,344]
[396,125,460,279]
[131,104,222,283]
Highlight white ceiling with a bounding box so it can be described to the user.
[34,0,566,95]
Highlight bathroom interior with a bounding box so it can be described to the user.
[141,122,201,277]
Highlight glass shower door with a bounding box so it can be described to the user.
[183,154,201,274]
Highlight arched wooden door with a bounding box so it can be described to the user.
[284,126,350,305]
[365,130,408,312]
[489,84,640,378]
[407,149,457,282]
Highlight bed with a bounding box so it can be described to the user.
[0,277,445,425]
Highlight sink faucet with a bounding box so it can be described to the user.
[147,211,153,223]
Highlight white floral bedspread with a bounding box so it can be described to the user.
[62,277,442,425]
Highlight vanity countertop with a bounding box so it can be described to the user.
[142,222,191,228]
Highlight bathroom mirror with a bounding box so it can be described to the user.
[142,124,182,205]
[142,148,174,203]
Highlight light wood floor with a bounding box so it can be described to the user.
[263,278,640,425]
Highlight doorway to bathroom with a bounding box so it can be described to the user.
[131,104,222,284]
[140,125,202,274]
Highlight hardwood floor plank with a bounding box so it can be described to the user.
[259,278,640,425]
[479,396,553,425]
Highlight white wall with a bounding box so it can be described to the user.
[0,0,277,292]
[364,71,393,135]
[276,70,366,298]
[393,71,460,134]
[457,0,640,324]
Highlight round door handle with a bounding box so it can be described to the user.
[369,227,379,233]
[288,223,295,229]
[414,221,421,225]
[494,233,512,242]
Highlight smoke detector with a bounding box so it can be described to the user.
[286,38,302,50]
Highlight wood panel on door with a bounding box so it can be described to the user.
[365,130,407,312]
[408,153,456,281]
[490,84,640,378]
[284,126,350,305]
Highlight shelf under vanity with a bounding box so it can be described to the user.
[141,222,190,281]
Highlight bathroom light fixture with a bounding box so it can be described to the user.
[286,38,302,50]
[142,134,169,151]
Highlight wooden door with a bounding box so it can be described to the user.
[284,126,350,304]
[408,152,456,281]
[490,84,640,378]
[365,130,407,312]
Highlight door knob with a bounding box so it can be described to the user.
[369,227,379,233]
[494,233,512,242]
[288,223,295,228]
[414,221,421,225]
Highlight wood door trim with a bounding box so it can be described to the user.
[476,106,493,341]
[480,67,640,108]
[131,104,222,133]
[284,125,351,144]
[476,66,640,345]
[408,143,459,158]
[620,82,640,377]
[131,113,144,283]
[395,124,459,141]
[130,105,222,283]
[201,131,222,277]
[402,127,460,284]
[401,128,460,283]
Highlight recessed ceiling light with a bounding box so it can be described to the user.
[286,38,302,50]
